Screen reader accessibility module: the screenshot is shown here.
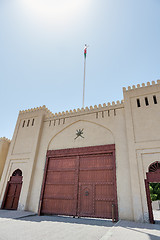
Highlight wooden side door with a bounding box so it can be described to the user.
[78,184,93,216]
[3,176,22,210]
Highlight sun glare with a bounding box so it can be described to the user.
[22,0,90,26]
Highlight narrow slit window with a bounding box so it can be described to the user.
[114,109,116,116]
[137,99,141,107]
[145,97,149,106]
[96,112,98,118]
[32,119,34,126]
[102,111,104,118]
[58,119,60,125]
[63,118,65,124]
[27,120,30,127]
[49,120,51,127]
[153,95,157,104]
[22,120,25,128]
[108,110,110,116]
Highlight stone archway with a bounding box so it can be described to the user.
[1,169,23,210]
[145,161,160,224]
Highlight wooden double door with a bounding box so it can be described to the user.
[39,145,118,220]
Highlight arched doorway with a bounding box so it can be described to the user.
[145,161,160,223]
[1,169,23,210]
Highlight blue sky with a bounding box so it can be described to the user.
[0,0,160,139]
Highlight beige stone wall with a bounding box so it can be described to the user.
[0,138,10,179]
[123,80,160,222]
[27,103,133,221]
[1,80,159,222]
[0,107,46,210]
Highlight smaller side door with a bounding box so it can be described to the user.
[3,176,22,210]
[78,184,94,217]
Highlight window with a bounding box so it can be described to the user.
[27,120,30,127]
[22,120,25,127]
[137,99,141,107]
[32,119,35,126]
[153,95,157,104]
[145,97,149,106]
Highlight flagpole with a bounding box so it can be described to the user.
[83,44,88,108]
[82,56,86,108]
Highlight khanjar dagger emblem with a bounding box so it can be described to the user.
[75,129,84,140]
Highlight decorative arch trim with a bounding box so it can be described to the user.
[47,119,115,150]
[149,161,160,173]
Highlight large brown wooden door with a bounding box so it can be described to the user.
[77,153,116,218]
[2,169,23,210]
[40,156,78,216]
[39,145,118,220]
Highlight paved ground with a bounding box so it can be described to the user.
[0,210,36,220]
[0,210,160,240]
[101,219,160,240]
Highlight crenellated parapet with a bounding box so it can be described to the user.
[46,100,124,120]
[123,80,160,92]
[0,137,11,143]
[18,100,124,120]
[18,80,160,120]
[19,105,54,118]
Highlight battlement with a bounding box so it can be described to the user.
[123,80,160,92]
[51,100,124,118]
[0,137,11,143]
[18,80,160,120]
[19,105,54,117]
[19,100,124,120]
